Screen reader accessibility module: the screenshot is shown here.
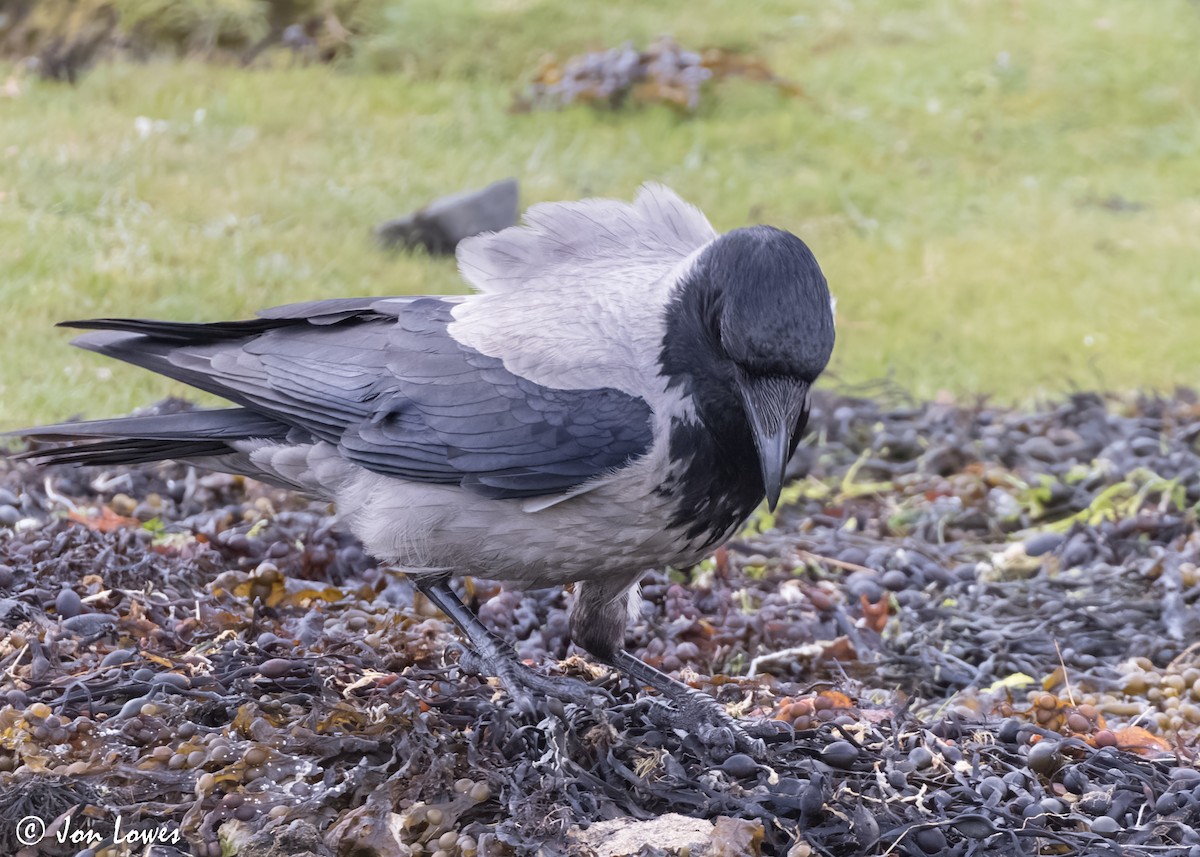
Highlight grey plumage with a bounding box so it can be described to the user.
[15,185,836,746]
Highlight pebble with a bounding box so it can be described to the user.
[1026,740,1061,775]
[913,826,946,854]
[908,746,934,770]
[880,569,910,591]
[720,753,758,778]
[101,649,136,667]
[61,613,116,635]
[259,658,293,679]
[54,588,83,618]
[1023,532,1063,557]
[821,740,859,769]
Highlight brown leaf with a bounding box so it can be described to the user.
[1110,726,1172,755]
[68,506,140,532]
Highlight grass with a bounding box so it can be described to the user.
[2,0,1198,429]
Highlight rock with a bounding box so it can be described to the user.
[709,817,764,856]
[60,613,117,635]
[55,588,83,618]
[221,819,334,857]
[570,813,762,857]
[1022,532,1064,557]
[375,178,519,254]
[719,752,758,778]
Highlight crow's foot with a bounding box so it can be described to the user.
[457,646,601,713]
[647,689,766,758]
[611,649,765,758]
[414,575,606,714]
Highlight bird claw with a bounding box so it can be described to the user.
[456,646,603,713]
[646,689,766,758]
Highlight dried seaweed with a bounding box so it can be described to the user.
[2,391,1200,855]
[515,36,803,113]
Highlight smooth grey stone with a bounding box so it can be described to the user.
[376,178,519,254]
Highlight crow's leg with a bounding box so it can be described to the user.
[414,575,597,712]
[571,576,764,756]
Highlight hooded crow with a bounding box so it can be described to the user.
[16,185,835,745]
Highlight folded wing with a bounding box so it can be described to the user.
[21,297,653,499]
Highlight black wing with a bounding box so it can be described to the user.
[23,297,652,499]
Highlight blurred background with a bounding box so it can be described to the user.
[0,0,1196,429]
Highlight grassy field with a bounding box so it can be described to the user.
[1,0,1198,429]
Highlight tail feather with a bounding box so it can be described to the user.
[56,316,283,342]
[21,439,234,467]
[64,330,249,407]
[10,407,288,468]
[13,307,379,473]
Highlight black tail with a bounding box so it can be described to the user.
[11,408,288,467]
[14,300,389,468]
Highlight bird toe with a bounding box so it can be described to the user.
[656,690,766,759]
[456,646,600,713]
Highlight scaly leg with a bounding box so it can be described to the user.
[414,575,598,712]
[571,577,764,757]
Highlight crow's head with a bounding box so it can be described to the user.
[676,225,835,509]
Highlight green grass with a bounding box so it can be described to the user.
[2,0,1198,429]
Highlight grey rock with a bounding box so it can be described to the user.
[1023,532,1064,557]
[61,613,118,635]
[375,178,519,254]
[0,505,20,527]
[55,588,83,618]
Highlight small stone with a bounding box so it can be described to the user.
[110,493,137,515]
[908,746,934,770]
[258,658,292,679]
[61,614,116,635]
[1023,532,1064,557]
[821,740,858,769]
[720,753,758,778]
[881,569,910,591]
[376,179,520,254]
[55,588,83,618]
[914,827,946,854]
[1026,740,1061,775]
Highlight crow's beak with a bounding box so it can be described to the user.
[737,375,811,512]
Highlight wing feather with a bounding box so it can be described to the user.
[46,296,653,499]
